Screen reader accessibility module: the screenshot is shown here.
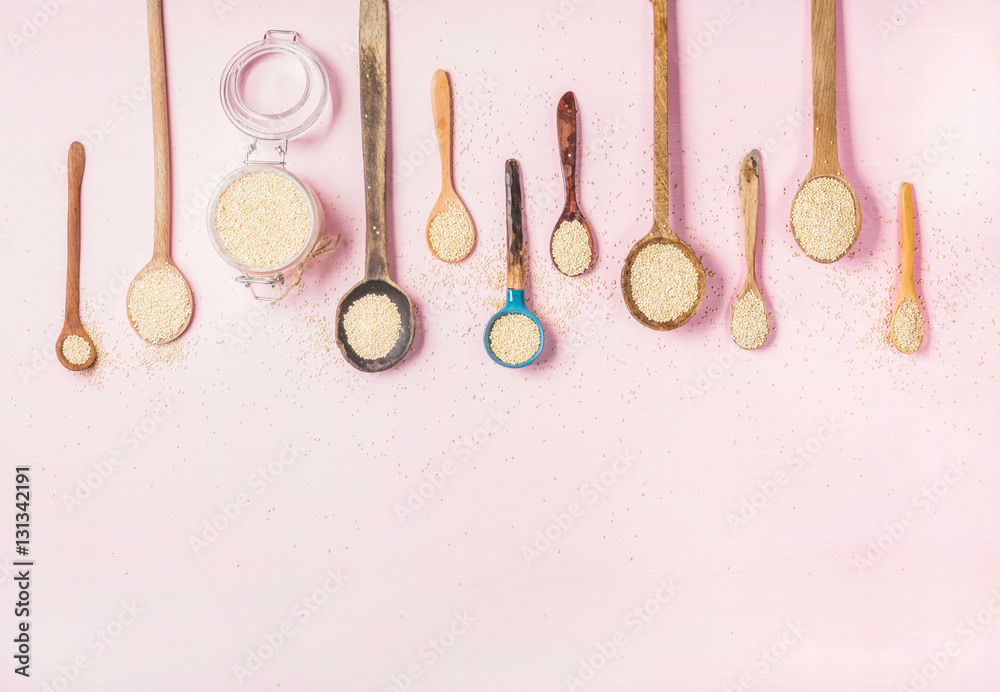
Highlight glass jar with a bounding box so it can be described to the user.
[208,30,330,301]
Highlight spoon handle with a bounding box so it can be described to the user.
[147,0,171,261]
[506,159,525,291]
[557,91,579,212]
[360,0,390,281]
[810,0,840,174]
[739,150,760,284]
[651,0,669,234]
[431,70,453,191]
[900,182,915,286]
[65,142,85,327]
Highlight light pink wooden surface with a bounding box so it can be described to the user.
[2,1,999,690]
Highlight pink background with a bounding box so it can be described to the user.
[3,1,999,690]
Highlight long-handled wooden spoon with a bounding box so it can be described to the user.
[621,0,706,330]
[731,149,770,350]
[550,91,595,277]
[789,0,862,263]
[426,69,475,262]
[56,142,97,372]
[890,182,924,354]
[336,0,415,372]
[126,0,192,344]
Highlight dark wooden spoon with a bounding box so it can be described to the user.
[56,142,96,372]
[550,91,594,277]
[336,0,415,372]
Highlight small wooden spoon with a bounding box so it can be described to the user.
[56,142,97,372]
[790,0,862,263]
[891,182,924,353]
[621,0,706,331]
[336,0,415,372]
[731,149,770,350]
[127,0,192,344]
[550,91,595,276]
[426,69,475,262]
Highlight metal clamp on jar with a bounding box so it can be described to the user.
[207,30,329,301]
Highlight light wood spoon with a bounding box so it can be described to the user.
[336,0,415,372]
[426,69,475,262]
[551,91,595,276]
[731,149,770,350]
[127,0,192,344]
[891,182,924,353]
[621,0,706,330]
[56,142,97,372]
[790,0,862,263]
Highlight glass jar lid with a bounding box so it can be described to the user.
[220,30,329,141]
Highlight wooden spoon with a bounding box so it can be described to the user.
[426,69,475,262]
[550,91,595,277]
[789,0,862,263]
[56,142,97,372]
[336,0,415,372]
[126,0,192,344]
[620,0,706,330]
[891,182,924,353]
[731,149,770,350]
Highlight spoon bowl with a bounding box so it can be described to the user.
[426,69,475,262]
[126,256,194,344]
[336,278,415,372]
[483,292,544,369]
[550,91,595,276]
[790,172,862,264]
[621,234,706,331]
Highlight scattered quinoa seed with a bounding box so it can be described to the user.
[892,298,924,354]
[489,313,541,366]
[343,293,402,360]
[428,202,474,262]
[551,219,593,276]
[127,267,192,344]
[61,334,92,365]
[214,170,313,270]
[731,291,769,350]
[791,176,857,261]
[628,243,700,323]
